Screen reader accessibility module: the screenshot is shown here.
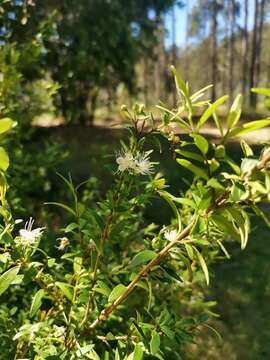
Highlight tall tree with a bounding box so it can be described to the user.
[2,0,176,124]
[249,0,266,108]
[172,4,177,106]
[241,0,249,99]
[211,0,218,101]
[189,0,224,101]
[228,0,236,99]
[255,0,266,88]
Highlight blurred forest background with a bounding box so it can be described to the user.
[1,1,270,359]
[1,0,270,127]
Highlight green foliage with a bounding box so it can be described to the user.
[0,69,270,359]
[1,0,176,124]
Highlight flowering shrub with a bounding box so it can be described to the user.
[1,68,270,359]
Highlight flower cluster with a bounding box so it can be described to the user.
[16,217,45,247]
[116,151,153,175]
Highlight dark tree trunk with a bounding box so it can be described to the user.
[249,0,259,108]
[154,15,166,102]
[228,0,236,100]
[88,89,98,127]
[250,0,265,108]
[184,1,189,79]
[172,4,177,106]
[255,0,265,88]
[241,0,249,100]
[211,0,218,102]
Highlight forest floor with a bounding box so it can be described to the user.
[34,124,270,359]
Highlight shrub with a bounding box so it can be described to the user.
[0,68,270,359]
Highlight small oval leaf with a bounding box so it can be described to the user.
[108,284,127,303]
[0,147,9,171]
[30,289,45,318]
[129,250,156,268]
[0,265,20,296]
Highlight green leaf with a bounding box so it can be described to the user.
[171,66,188,97]
[0,147,9,171]
[176,159,208,180]
[65,222,79,233]
[108,284,127,303]
[0,118,14,134]
[150,331,160,355]
[207,178,225,191]
[93,281,111,297]
[175,148,204,162]
[44,202,76,216]
[133,344,143,360]
[241,158,258,174]
[228,119,270,138]
[129,250,156,268]
[212,214,240,241]
[223,155,241,175]
[197,95,228,129]
[29,289,45,318]
[230,183,246,202]
[55,281,73,301]
[0,265,20,296]
[251,88,270,97]
[160,325,175,339]
[190,84,213,102]
[159,190,182,231]
[240,140,254,157]
[227,94,242,128]
[216,240,230,259]
[73,257,82,273]
[191,134,209,154]
[193,248,209,285]
[185,244,194,260]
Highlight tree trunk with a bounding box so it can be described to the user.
[184,1,189,79]
[88,88,98,127]
[228,0,236,100]
[154,15,166,102]
[78,86,89,126]
[268,48,270,87]
[255,0,265,88]
[142,57,149,105]
[211,0,218,102]
[241,0,249,100]
[249,0,259,108]
[172,4,177,106]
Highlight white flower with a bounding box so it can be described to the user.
[53,325,66,340]
[18,217,45,247]
[116,151,137,173]
[135,154,154,175]
[164,229,178,242]
[13,323,41,341]
[57,237,69,250]
[116,151,154,175]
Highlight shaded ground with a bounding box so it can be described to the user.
[34,125,270,359]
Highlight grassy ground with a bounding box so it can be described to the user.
[35,125,270,359]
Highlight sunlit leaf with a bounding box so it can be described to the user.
[176,159,208,180]
[150,331,160,355]
[228,119,270,138]
[0,266,20,296]
[197,95,228,129]
[129,250,156,268]
[193,248,209,285]
[0,118,15,134]
[0,147,9,171]
[108,284,127,303]
[29,289,45,318]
